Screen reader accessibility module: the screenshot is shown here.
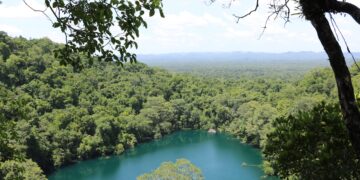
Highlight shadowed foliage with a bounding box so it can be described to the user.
[264,103,360,179]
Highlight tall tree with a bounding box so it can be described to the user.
[213,0,360,156]
[299,0,360,157]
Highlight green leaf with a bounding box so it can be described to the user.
[149,9,155,17]
[159,9,165,18]
[45,0,50,7]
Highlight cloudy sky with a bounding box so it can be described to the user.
[1,0,360,54]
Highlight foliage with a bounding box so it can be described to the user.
[0,33,357,178]
[137,159,204,180]
[0,159,46,180]
[142,57,330,80]
[264,103,360,179]
[44,0,164,67]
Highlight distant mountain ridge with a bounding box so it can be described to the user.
[138,51,360,63]
[138,51,360,78]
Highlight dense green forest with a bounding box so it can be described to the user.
[0,33,359,179]
[137,159,204,180]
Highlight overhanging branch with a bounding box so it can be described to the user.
[330,1,360,25]
[233,0,259,23]
[23,0,53,23]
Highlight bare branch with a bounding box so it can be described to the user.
[222,0,236,9]
[259,13,275,39]
[258,0,291,39]
[233,0,259,23]
[22,0,53,23]
[329,13,360,71]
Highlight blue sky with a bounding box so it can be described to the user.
[1,0,360,54]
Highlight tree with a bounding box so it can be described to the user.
[32,0,360,155]
[24,0,164,68]
[137,159,204,180]
[208,0,360,156]
[0,159,47,180]
[4,33,360,178]
[299,0,360,157]
[264,103,360,179]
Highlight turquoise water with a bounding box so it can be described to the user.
[49,131,271,180]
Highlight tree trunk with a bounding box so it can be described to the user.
[308,13,360,156]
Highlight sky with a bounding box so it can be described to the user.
[0,0,360,54]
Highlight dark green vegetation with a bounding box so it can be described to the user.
[49,131,266,180]
[137,159,204,180]
[264,103,360,179]
[42,0,360,160]
[43,0,164,66]
[1,33,360,179]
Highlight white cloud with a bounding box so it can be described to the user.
[223,27,253,38]
[150,11,226,30]
[139,6,309,53]
[0,24,23,35]
[346,0,360,7]
[45,31,65,43]
[1,0,358,54]
[139,10,229,52]
[0,0,46,18]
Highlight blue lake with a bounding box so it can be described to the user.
[49,131,274,180]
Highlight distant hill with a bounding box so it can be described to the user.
[138,51,360,63]
[138,52,360,79]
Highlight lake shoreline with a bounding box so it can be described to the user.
[48,130,269,180]
[47,128,264,177]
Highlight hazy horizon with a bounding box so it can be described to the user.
[137,51,360,56]
[1,0,360,54]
